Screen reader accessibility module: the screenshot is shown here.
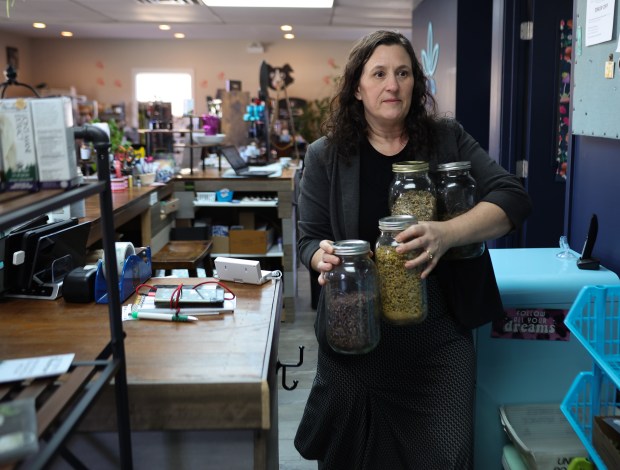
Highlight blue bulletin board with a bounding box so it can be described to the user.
[572,0,620,138]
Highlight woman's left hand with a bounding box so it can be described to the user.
[394,221,446,278]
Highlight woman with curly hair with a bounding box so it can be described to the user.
[294,30,531,469]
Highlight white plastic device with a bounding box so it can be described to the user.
[214,257,272,285]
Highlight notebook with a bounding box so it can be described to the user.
[220,146,276,177]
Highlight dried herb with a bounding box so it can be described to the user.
[326,291,379,353]
[375,245,427,324]
[391,191,437,221]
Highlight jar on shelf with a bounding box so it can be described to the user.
[323,240,381,354]
[389,161,437,221]
[434,161,485,259]
[375,215,428,325]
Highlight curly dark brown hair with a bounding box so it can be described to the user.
[322,30,438,162]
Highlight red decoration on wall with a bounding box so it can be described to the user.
[217,72,225,81]
[327,58,336,68]
[323,75,331,85]
[200,79,208,88]
[96,61,104,69]
[113,79,122,88]
[96,77,105,86]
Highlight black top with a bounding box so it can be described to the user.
[358,137,412,248]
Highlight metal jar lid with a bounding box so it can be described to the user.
[436,161,471,172]
[392,161,429,173]
[378,215,418,231]
[332,239,371,255]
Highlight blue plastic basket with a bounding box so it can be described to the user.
[561,370,619,470]
[564,285,620,386]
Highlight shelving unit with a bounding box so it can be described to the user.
[561,285,620,470]
[139,116,224,175]
[172,171,298,319]
[0,127,133,469]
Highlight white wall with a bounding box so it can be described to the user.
[1,34,353,125]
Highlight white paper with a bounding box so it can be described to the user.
[0,354,75,383]
[586,0,615,46]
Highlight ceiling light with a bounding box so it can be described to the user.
[159,25,171,31]
[174,33,186,39]
[203,0,333,7]
[61,31,73,37]
[280,25,293,31]
[284,33,295,39]
[33,23,46,29]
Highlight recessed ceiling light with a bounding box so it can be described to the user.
[281,25,293,32]
[203,0,332,7]
[159,25,171,31]
[284,33,295,40]
[33,23,46,29]
[61,31,73,37]
[174,33,185,39]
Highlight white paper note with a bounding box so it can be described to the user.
[586,0,615,46]
[0,354,75,383]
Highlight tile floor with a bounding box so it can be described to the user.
[277,266,319,470]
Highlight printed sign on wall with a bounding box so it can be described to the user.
[491,308,570,341]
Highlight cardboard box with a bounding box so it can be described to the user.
[0,98,38,191]
[594,416,620,469]
[229,226,274,254]
[29,97,79,189]
[211,235,229,254]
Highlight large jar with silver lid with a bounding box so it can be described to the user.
[434,161,485,259]
[323,240,381,354]
[375,215,428,325]
[389,161,437,221]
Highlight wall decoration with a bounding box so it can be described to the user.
[421,22,439,95]
[6,46,18,70]
[555,19,572,181]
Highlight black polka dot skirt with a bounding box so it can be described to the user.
[294,277,476,470]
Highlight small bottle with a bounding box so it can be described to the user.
[323,240,381,354]
[434,161,484,259]
[375,215,428,325]
[389,161,437,221]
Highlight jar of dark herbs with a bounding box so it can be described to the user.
[324,240,381,354]
[375,215,428,325]
[434,161,485,259]
[389,161,437,221]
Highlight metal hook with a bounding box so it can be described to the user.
[276,345,305,391]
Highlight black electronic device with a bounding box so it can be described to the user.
[15,218,79,290]
[1,215,49,296]
[4,218,77,293]
[577,213,600,270]
[220,145,276,177]
[63,265,98,303]
[29,221,92,286]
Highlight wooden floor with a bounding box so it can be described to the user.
[277,266,319,470]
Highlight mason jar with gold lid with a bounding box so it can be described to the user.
[389,161,437,221]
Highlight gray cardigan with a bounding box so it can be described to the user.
[297,118,532,271]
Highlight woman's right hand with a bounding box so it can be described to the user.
[313,240,338,286]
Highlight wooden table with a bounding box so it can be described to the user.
[82,183,173,248]
[0,277,282,469]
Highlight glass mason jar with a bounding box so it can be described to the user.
[323,240,381,354]
[375,215,428,325]
[389,161,437,221]
[434,161,485,259]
